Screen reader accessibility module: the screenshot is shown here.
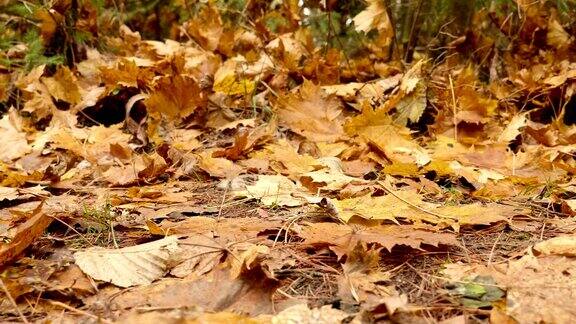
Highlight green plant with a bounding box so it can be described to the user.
[81,202,120,247]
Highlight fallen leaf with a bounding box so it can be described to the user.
[277,80,345,142]
[338,244,398,304]
[230,174,311,207]
[74,236,180,287]
[213,59,256,95]
[0,109,32,162]
[0,202,50,266]
[272,304,348,324]
[252,140,320,177]
[534,235,576,256]
[300,157,364,192]
[198,151,244,178]
[300,222,458,258]
[41,66,81,105]
[110,267,277,316]
[184,4,223,51]
[145,74,205,120]
[353,0,393,36]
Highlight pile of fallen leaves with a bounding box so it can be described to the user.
[1,1,576,323]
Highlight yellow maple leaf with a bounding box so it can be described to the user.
[41,66,81,105]
[213,59,256,95]
[145,74,205,119]
[277,80,345,142]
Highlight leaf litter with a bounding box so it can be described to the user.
[1,1,576,323]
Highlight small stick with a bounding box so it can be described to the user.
[449,74,458,142]
[0,277,30,324]
[48,300,113,324]
[377,181,449,220]
[487,230,505,266]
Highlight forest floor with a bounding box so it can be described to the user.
[2,1,576,323]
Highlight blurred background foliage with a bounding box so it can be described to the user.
[1,0,575,70]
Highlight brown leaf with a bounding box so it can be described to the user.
[338,244,399,304]
[0,202,51,267]
[184,4,223,51]
[300,222,458,258]
[49,265,96,296]
[212,130,249,161]
[198,151,244,178]
[0,109,32,162]
[145,74,205,120]
[110,267,277,316]
[74,236,180,288]
[41,66,81,105]
[277,80,345,142]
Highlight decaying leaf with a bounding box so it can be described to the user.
[145,74,205,120]
[74,236,180,287]
[230,174,314,207]
[0,202,50,266]
[277,80,345,142]
[3,2,576,322]
[272,304,348,324]
[109,267,277,316]
[0,110,32,162]
[353,0,393,37]
[300,222,458,258]
[338,244,399,304]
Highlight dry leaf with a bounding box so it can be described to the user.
[0,202,50,266]
[353,0,393,36]
[74,236,180,287]
[41,66,81,105]
[300,222,458,258]
[272,304,348,324]
[198,151,244,178]
[0,110,32,162]
[110,267,277,316]
[213,59,256,95]
[145,74,205,120]
[230,174,312,207]
[277,80,345,142]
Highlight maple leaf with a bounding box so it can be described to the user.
[322,74,402,104]
[212,130,249,161]
[99,59,153,89]
[272,304,348,323]
[184,4,223,51]
[300,157,365,192]
[0,73,9,102]
[277,80,345,142]
[300,222,458,258]
[229,174,313,207]
[0,202,50,267]
[454,66,499,119]
[393,61,428,125]
[353,0,393,35]
[252,140,320,177]
[547,19,573,49]
[145,74,206,120]
[327,190,433,224]
[338,244,400,304]
[213,59,256,95]
[346,110,430,167]
[228,243,270,279]
[266,33,307,71]
[197,151,244,178]
[497,112,529,143]
[41,66,82,105]
[0,109,32,162]
[22,90,57,121]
